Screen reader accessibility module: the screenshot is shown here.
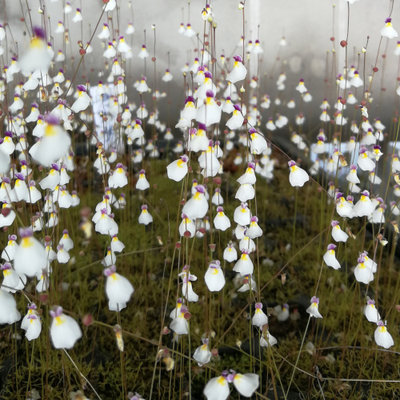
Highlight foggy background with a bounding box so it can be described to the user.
[1,0,400,122]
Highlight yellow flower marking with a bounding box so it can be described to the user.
[21,237,33,248]
[30,37,44,49]
[44,124,57,137]
[217,376,226,385]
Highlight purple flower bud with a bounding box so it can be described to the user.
[385,18,392,23]
[104,265,117,276]
[1,263,11,271]
[255,302,263,309]
[331,220,339,227]
[185,96,195,104]
[288,160,296,167]
[196,185,205,194]
[311,296,319,304]
[359,146,367,154]
[180,155,188,163]
[367,299,375,305]
[336,192,343,200]
[45,114,60,125]
[327,244,336,251]
[205,90,214,98]
[141,204,148,210]
[204,71,212,79]
[15,173,25,181]
[361,190,370,197]
[19,227,33,238]
[233,55,243,62]
[135,119,142,125]
[357,254,366,263]
[33,26,46,40]
[216,206,224,212]
[50,306,63,318]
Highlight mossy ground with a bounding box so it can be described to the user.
[1,149,400,400]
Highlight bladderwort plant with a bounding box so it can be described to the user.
[1,0,400,399]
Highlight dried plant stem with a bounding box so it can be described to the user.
[63,349,103,400]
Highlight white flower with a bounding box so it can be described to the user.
[104,266,134,311]
[354,255,374,284]
[233,251,254,276]
[138,205,153,226]
[223,242,238,263]
[226,56,247,83]
[135,169,150,190]
[182,185,208,220]
[109,164,128,188]
[288,160,309,187]
[364,300,381,323]
[323,244,341,270]
[30,115,71,167]
[233,203,251,226]
[14,228,46,278]
[0,289,21,324]
[19,27,52,75]
[49,306,82,349]
[193,339,212,366]
[204,375,230,400]
[374,321,394,349]
[167,155,189,182]
[251,303,268,327]
[204,260,225,292]
[71,85,90,113]
[260,329,278,347]
[331,221,349,243]
[213,207,231,231]
[381,18,398,39]
[233,372,259,397]
[296,79,307,93]
[306,296,323,318]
